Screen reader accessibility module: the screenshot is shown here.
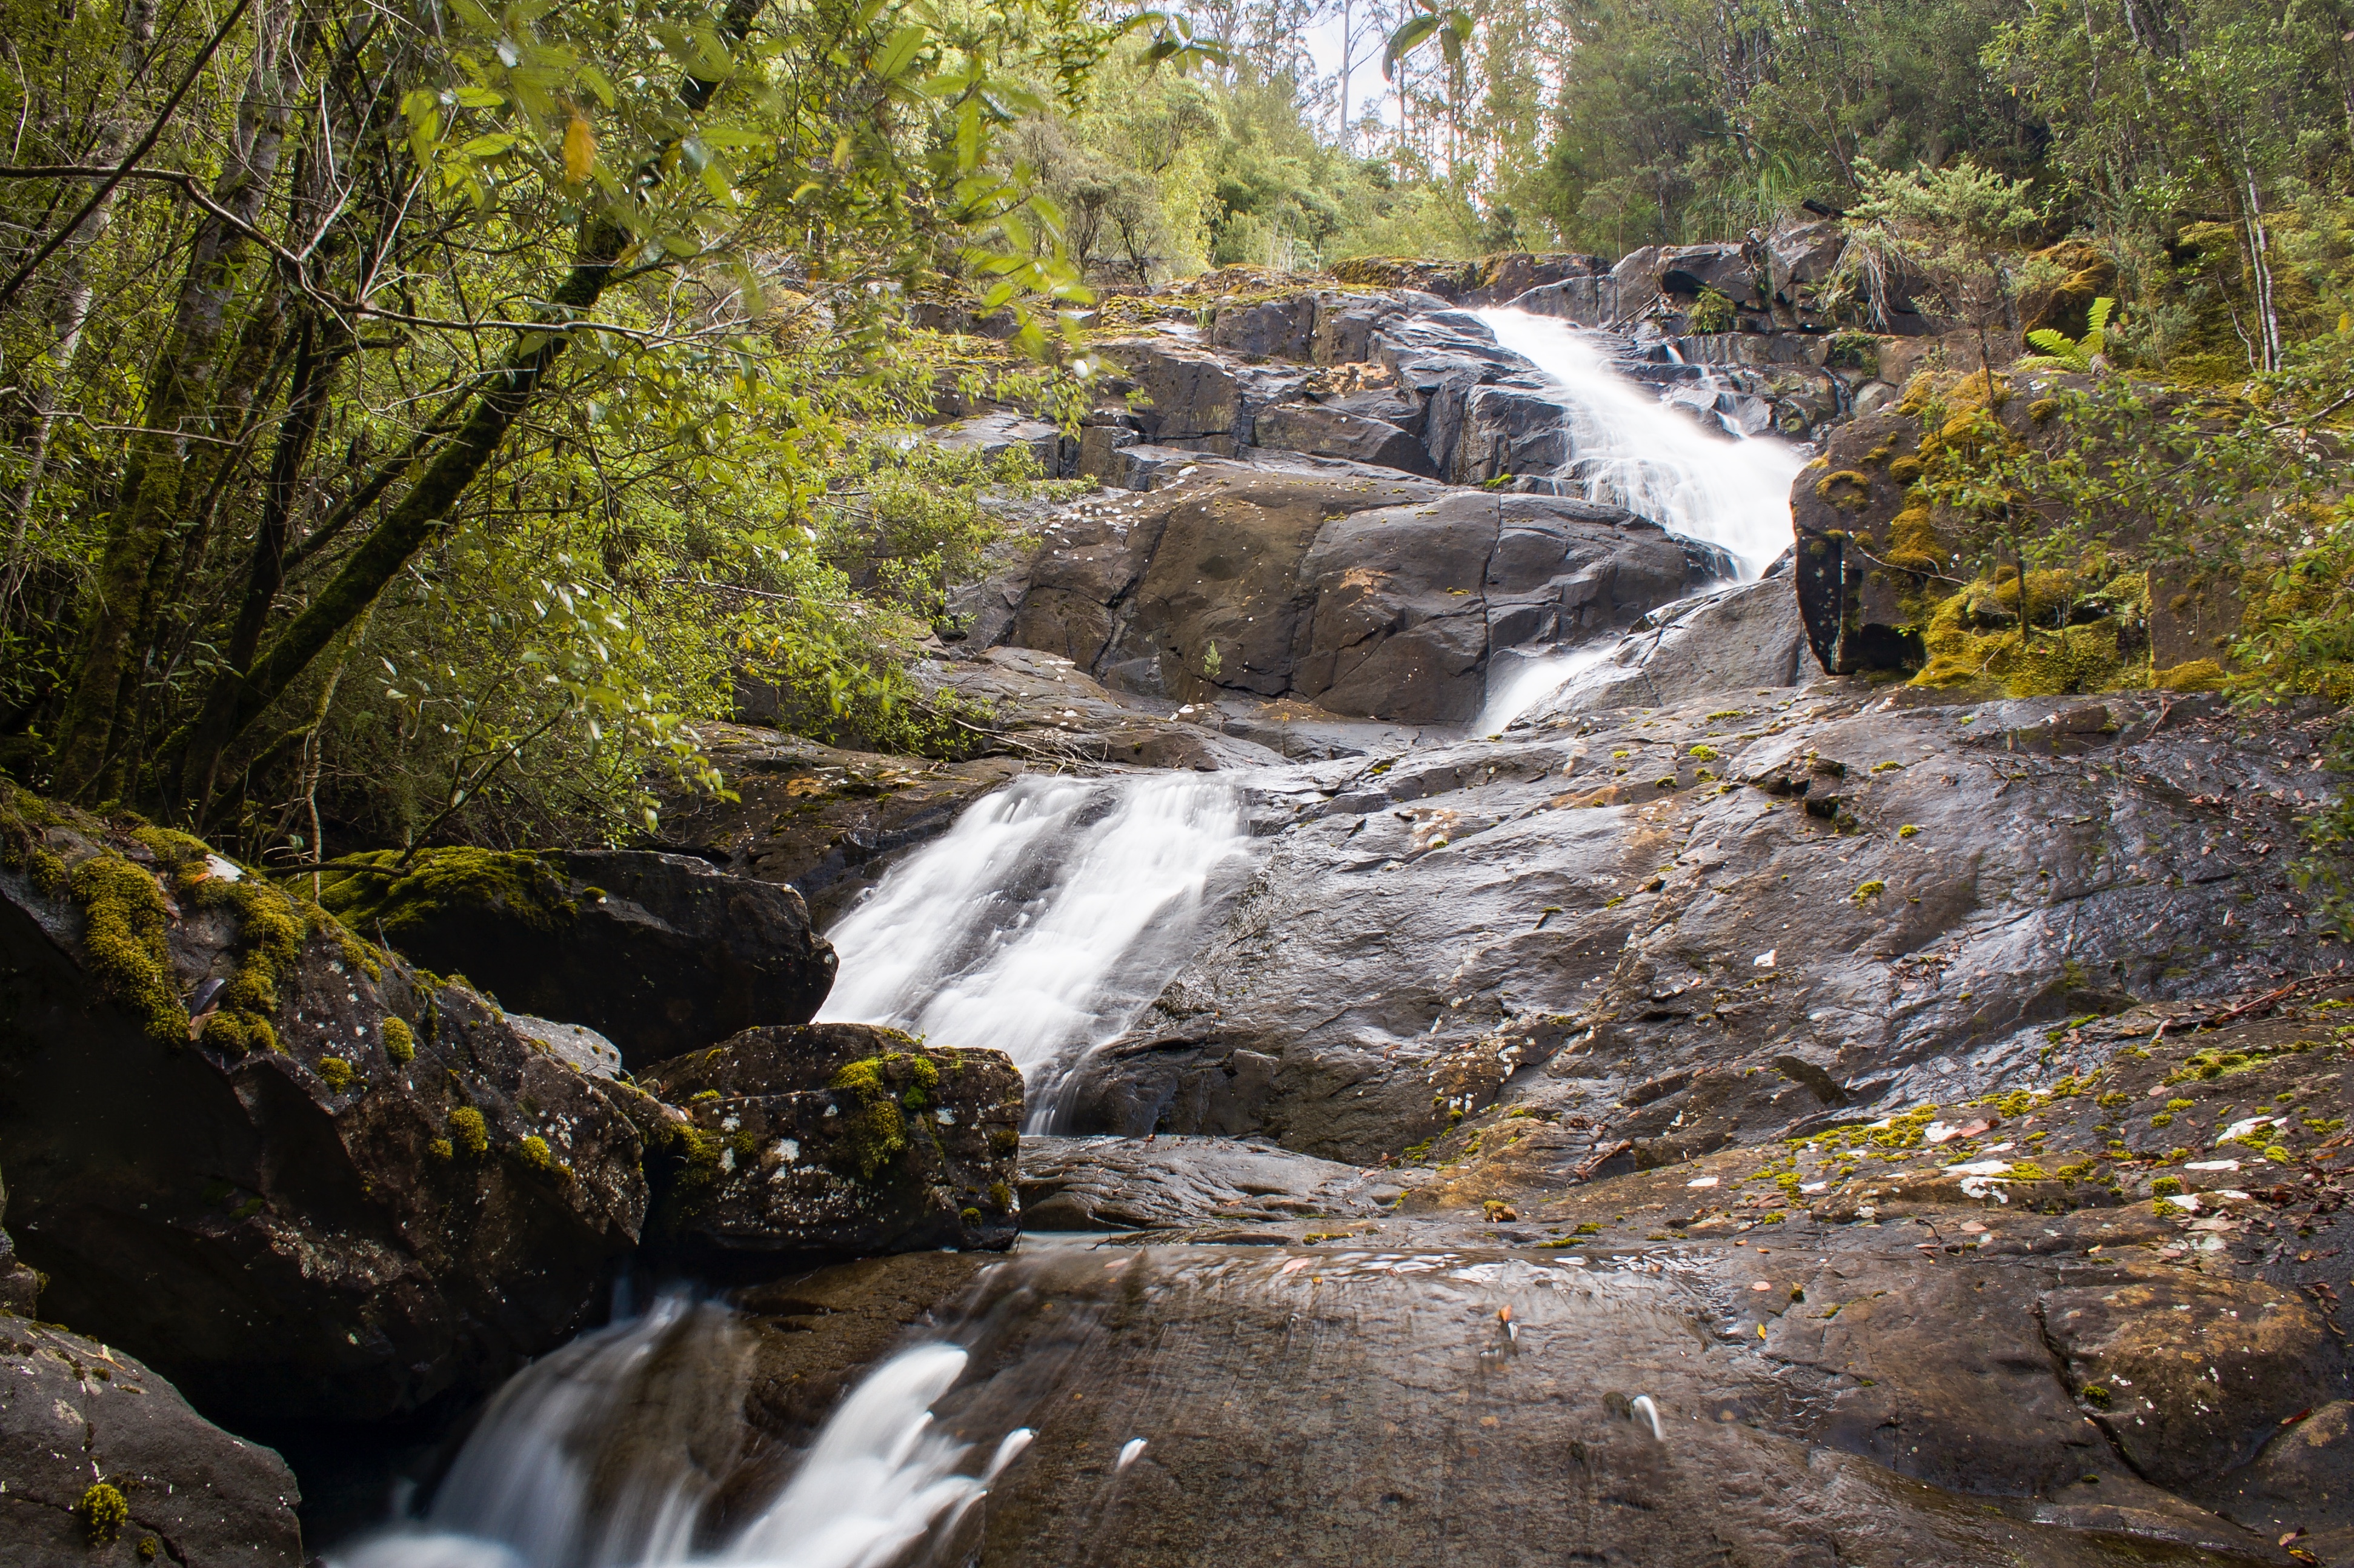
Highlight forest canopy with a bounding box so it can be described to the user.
[3,0,2352,868]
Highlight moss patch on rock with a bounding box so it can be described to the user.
[313,848,580,946]
[828,1053,943,1181]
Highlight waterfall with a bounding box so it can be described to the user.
[817,772,1258,1118]
[1472,308,1806,729]
[1475,308,1803,578]
[331,1298,1026,1568]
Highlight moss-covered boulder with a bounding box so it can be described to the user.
[0,1314,303,1568]
[314,846,836,1068]
[637,1023,1023,1269]
[0,791,654,1426]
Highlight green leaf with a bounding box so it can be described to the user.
[870,24,928,81]
[1383,14,1441,80]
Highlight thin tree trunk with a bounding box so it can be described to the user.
[0,0,159,619]
[48,0,298,799]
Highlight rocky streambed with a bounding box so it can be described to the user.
[5,250,2354,1568]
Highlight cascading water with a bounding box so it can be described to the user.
[1474,309,1804,576]
[1470,308,1807,731]
[817,772,1259,1119]
[331,1295,1034,1568]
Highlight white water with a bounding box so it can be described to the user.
[1475,309,1803,579]
[1469,641,1617,736]
[819,772,1257,1115]
[1469,309,1806,731]
[333,1298,1026,1568]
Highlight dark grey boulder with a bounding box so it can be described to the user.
[972,464,1725,724]
[636,1023,1025,1266]
[0,803,653,1427]
[314,847,837,1067]
[0,1316,304,1568]
[1252,400,1434,475]
[1511,576,1810,722]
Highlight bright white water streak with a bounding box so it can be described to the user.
[331,1297,1029,1568]
[817,771,1256,1116]
[1474,308,1805,579]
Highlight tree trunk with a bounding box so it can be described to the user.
[0,0,161,619]
[48,1,298,799]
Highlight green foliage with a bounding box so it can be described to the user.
[2020,298,2117,373]
[1687,288,1737,334]
[0,0,1144,854]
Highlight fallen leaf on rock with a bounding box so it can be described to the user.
[1686,1176,1720,1188]
[1960,1221,1987,1234]
[1751,1281,1774,1292]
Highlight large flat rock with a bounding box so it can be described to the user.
[1059,688,2339,1163]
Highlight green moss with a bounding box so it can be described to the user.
[2152,658,2227,693]
[428,1137,454,1161]
[382,1016,416,1063]
[313,847,580,946]
[1813,470,1874,512]
[1850,880,1886,902]
[988,1128,1019,1157]
[960,1206,983,1226]
[2150,1175,2184,1197]
[516,1134,570,1179]
[830,1055,920,1181]
[2082,1383,2112,1408]
[449,1106,490,1157]
[81,1483,128,1546]
[69,855,185,1046]
[319,1056,354,1092]
[138,1538,159,1561]
[690,1089,722,1103]
[202,1009,276,1055]
[988,1180,1013,1210]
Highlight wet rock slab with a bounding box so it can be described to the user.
[1060,688,2340,1165]
[1016,1134,1405,1231]
[0,1314,303,1568]
[924,1241,2298,1567]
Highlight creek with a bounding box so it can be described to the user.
[328,313,1901,1568]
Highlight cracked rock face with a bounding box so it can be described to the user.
[1059,688,2338,1165]
[0,1316,303,1568]
[964,465,1727,723]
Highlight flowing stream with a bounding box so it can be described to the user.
[331,308,1819,1568]
[816,772,1258,1120]
[1469,308,1806,733]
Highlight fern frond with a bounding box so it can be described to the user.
[2025,327,2076,356]
[2016,354,2073,372]
[2086,295,2115,335]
